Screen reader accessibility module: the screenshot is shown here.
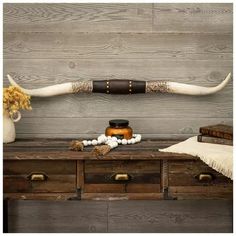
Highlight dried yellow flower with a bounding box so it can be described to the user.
[3,86,32,115]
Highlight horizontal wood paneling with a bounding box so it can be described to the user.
[153,3,233,33]
[3,3,233,139]
[108,200,233,232]
[4,59,232,84]
[3,3,152,33]
[8,201,108,233]
[15,117,232,139]
[4,32,232,60]
[13,92,232,119]
[8,200,233,232]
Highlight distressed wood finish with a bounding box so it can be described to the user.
[85,160,160,172]
[4,160,76,193]
[4,32,232,60]
[168,160,233,199]
[4,3,152,33]
[76,160,84,191]
[83,184,161,193]
[84,160,161,193]
[8,201,108,233]
[82,193,164,200]
[13,117,233,139]
[3,139,195,160]
[4,193,77,200]
[153,3,233,33]
[3,59,233,85]
[3,3,233,139]
[7,200,232,233]
[169,160,232,186]
[108,200,233,232]
[3,138,233,200]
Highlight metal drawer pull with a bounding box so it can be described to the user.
[28,173,48,181]
[197,173,214,182]
[114,173,130,181]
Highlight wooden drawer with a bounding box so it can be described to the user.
[4,160,76,193]
[168,160,233,199]
[84,160,161,193]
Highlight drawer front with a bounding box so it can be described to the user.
[4,160,76,193]
[168,160,233,199]
[84,160,161,193]
[169,160,232,186]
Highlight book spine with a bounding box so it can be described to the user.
[198,135,233,146]
[199,128,233,140]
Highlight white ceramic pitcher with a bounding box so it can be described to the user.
[3,111,21,143]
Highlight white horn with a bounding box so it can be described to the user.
[146,73,231,95]
[7,75,93,97]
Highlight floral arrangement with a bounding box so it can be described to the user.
[3,86,32,116]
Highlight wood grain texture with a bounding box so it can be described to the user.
[4,32,232,60]
[8,201,108,233]
[4,58,232,85]
[3,3,152,33]
[153,3,233,33]
[15,117,232,139]
[76,160,84,190]
[108,200,233,232]
[3,139,197,161]
[85,160,161,173]
[168,160,232,186]
[4,193,77,200]
[82,193,164,200]
[3,3,233,139]
[4,160,76,193]
[7,200,233,232]
[83,183,161,193]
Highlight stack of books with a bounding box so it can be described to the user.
[198,124,233,146]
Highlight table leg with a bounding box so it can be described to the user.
[3,198,8,233]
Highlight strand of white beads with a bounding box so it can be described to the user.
[82,134,142,149]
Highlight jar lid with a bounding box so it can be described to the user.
[109,119,129,128]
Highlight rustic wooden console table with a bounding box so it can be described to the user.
[4,138,232,201]
[3,138,233,232]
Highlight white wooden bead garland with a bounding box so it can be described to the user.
[82,134,142,150]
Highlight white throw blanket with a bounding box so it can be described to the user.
[159,136,233,180]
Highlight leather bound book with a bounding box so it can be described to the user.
[198,134,233,146]
[199,124,233,140]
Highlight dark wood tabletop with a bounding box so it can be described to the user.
[3,138,196,161]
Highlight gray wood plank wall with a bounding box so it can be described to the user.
[3,3,233,139]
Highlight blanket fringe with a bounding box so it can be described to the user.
[198,154,232,180]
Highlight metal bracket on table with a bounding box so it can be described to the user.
[162,160,177,200]
[68,188,82,201]
[164,188,177,200]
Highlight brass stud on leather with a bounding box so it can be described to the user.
[129,81,132,94]
[106,81,110,93]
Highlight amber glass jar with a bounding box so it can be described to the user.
[105,119,133,139]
